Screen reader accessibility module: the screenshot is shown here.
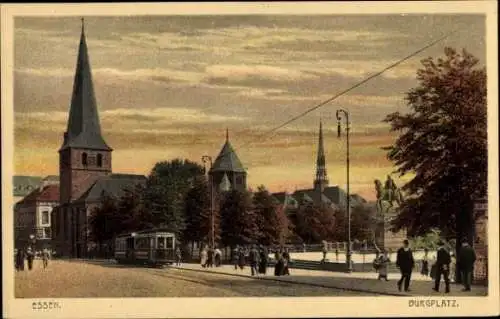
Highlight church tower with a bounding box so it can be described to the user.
[209,129,247,193]
[59,19,112,204]
[313,119,329,193]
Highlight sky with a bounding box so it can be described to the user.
[13,14,486,200]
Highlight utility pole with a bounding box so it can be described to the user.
[336,109,352,273]
[202,155,215,249]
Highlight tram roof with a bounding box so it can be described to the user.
[116,228,176,238]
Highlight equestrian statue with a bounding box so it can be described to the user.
[374,175,404,215]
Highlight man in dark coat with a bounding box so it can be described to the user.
[207,247,214,268]
[258,246,269,275]
[26,247,35,271]
[396,239,415,292]
[15,248,25,271]
[458,240,476,291]
[249,245,260,276]
[433,241,451,293]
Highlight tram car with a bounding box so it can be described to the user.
[114,228,176,266]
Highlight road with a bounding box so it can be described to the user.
[15,259,378,298]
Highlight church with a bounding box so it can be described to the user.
[50,22,146,258]
[271,120,367,211]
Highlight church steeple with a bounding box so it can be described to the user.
[60,18,111,151]
[314,119,329,192]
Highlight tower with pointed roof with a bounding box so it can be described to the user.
[59,19,112,204]
[209,129,247,192]
[313,120,329,193]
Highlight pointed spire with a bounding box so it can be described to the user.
[60,20,111,151]
[226,128,229,142]
[314,119,329,192]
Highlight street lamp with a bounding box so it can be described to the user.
[336,109,353,273]
[201,155,215,249]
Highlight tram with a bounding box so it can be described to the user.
[114,228,176,266]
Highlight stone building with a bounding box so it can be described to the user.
[14,184,59,249]
[51,21,145,258]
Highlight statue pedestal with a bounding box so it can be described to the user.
[374,207,407,251]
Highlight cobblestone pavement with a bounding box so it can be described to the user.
[15,260,379,298]
[175,263,488,297]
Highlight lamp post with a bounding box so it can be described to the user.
[336,109,353,273]
[202,155,215,249]
[29,234,36,249]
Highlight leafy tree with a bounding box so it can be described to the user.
[220,189,260,247]
[293,201,336,244]
[117,183,153,232]
[183,176,221,249]
[350,203,378,242]
[383,48,487,281]
[88,194,121,254]
[143,159,205,238]
[253,185,292,246]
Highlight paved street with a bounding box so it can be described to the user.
[15,260,377,298]
[175,263,488,297]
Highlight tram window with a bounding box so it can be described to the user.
[166,237,174,249]
[135,237,149,249]
[157,237,166,249]
[126,237,134,249]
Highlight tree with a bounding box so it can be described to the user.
[293,201,336,244]
[88,194,121,254]
[350,204,378,242]
[143,159,205,238]
[253,185,291,246]
[220,189,260,247]
[183,176,221,248]
[117,183,153,232]
[383,48,487,281]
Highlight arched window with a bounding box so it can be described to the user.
[82,152,88,166]
[97,154,103,167]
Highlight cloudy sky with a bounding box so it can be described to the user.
[14,14,485,199]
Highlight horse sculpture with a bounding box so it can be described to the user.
[374,175,404,215]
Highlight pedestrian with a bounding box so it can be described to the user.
[175,247,182,266]
[200,246,208,268]
[274,249,284,276]
[15,248,25,271]
[206,247,214,268]
[433,241,451,293]
[322,241,328,262]
[377,250,390,281]
[302,243,306,253]
[238,247,246,270]
[249,245,259,276]
[396,239,415,292]
[42,247,50,269]
[335,248,339,262]
[232,246,239,270]
[214,247,222,267]
[258,245,268,275]
[282,247,291,276]
[458,239,476,291]
[421,248,430,276]
[26,247,35,271]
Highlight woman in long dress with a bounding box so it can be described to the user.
[258,246,268,275]
[200,247,208,268]
[274,249,283,276]
[377,250,390,281]
[282,248,291,276]
[420,248,430,276]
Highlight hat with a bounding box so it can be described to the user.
[437,240,445,246]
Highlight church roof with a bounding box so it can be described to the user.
[60,20,111,152]
[74,175,146,203]
[210,130,246,173]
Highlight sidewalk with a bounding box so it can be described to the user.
[171,263,488,297]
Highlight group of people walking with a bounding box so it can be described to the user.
[200,246,223,268]
[15,247,51,271]
[391,239,477,293]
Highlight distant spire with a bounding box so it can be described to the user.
[226,128,229,142]
[60,20,111,151]
[314,119,329,192]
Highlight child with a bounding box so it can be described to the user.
[377,250,390,281]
